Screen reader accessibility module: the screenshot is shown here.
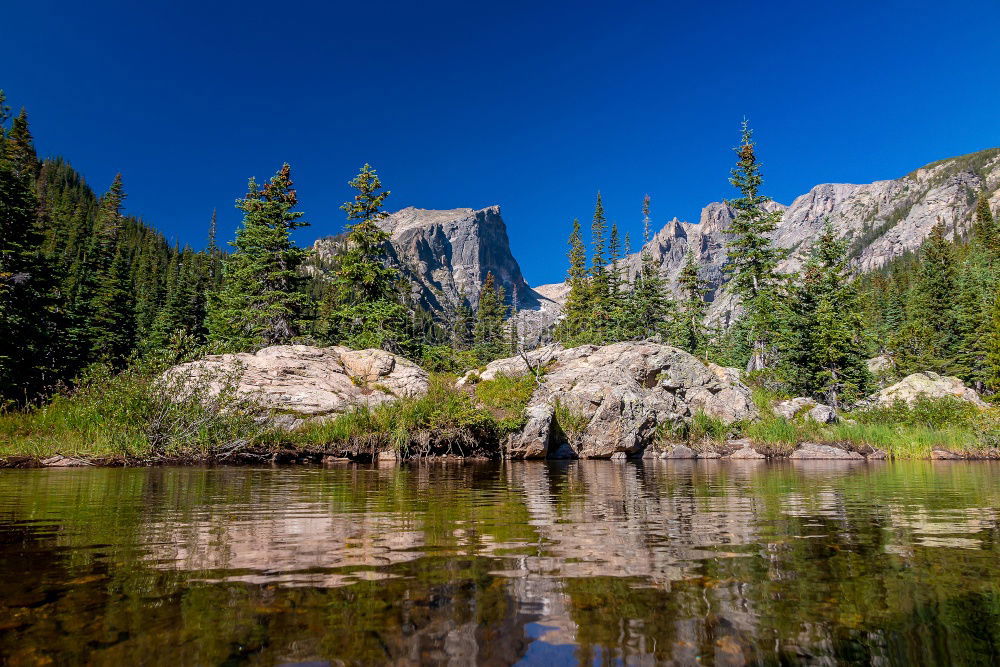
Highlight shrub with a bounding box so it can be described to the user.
[854,396,980,430]
[553,399,590,444]
[420,345,479,374]
[0,359,268,460]
[474,373,536,432]
[289,373,530,456]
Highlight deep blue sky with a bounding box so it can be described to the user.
[6,0,1000,285]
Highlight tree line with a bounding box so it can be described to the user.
[0,92,515,407]
[554,120,1000,408]
[4,88,999,411]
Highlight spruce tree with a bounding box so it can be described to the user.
[907,222,958,373]
[555,217,590,342]
[588,192,610,339]
[207,164,309,351]
[88,244,136,362]
[984,293,1000,393]
[625,194,672,341]
[789,221,870,408]
[678,250,707,355]
[508,291,520,355]
[724,120,787,372]
[607,222,626,341]
[0,105,59,403]
[973,194,998,255]
[324,164,416,355]
[451,293,475,350]
[473,272,508,361]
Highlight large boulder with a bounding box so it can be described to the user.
[506,404,554,459]
[162,345,429,427]
[461,342,758,459]
[859,371,986,409]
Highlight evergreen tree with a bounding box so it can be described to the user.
[451,293,475,350]
[902,222,957,373]
[607,222,627,340]
[984,292,1000,393]
[473,272,508,361]
[789,222,870,408]
[555,217,591,342]
[0,104,59,403]
[508,291,520,355]
[724,120,788,372]
[588,192,610,337]
[207,164,309,351]
[88,244,136,362]
[973,193,998,255]
[323,164,416,355]
[677,250,707,355]
[624,194,672,341]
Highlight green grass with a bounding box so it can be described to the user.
[0,362,539,463]
[0,361,267,461]
[735,394,994,459]
[285,372,535,457]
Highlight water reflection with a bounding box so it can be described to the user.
[1,461,999,664]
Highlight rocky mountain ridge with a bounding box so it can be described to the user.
[315,147,1000,337]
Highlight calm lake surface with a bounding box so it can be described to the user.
[1,461,999,665]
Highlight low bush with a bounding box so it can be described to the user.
[853,396,980,430]
[0,359,268,461]
[553,399,590,444]
[289,372,536,456]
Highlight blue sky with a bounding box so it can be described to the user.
[6,0,1000,286]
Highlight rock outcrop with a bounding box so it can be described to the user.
[163,345,429,427]
[461,342,758,459]
[311,206,561,345]
[534,147,1000,328]
[773,397,837,423]
[859,371,987,409]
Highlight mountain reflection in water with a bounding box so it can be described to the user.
[1,460,999,665]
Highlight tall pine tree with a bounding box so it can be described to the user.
[724,120,788,373]
[208,164,309,351]
[677,250,707,355]
[322,164,416,355]
[555,217,591,343]
[473,272,508,362]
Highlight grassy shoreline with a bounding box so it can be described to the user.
[3,367,999,467]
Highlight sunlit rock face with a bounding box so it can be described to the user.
[859,371,987,408]
[541,147,1000,327]
[461,341,758,458]
[312,206,563,344]
[162,344,429,428]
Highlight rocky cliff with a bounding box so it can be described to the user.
[312,206,562,340]
[610,147,1000,324]
[315,147,1000,338]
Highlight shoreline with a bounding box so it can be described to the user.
[4,440,998,469]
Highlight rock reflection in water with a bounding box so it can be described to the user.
[0,461,999,664]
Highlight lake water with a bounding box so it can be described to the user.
[1,461,999,665]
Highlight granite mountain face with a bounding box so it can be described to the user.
[311,205,563,341]
[314,147,1000,338]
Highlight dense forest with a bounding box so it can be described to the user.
[2,91,999,414]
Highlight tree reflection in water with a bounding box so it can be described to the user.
[1,461,999,664]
